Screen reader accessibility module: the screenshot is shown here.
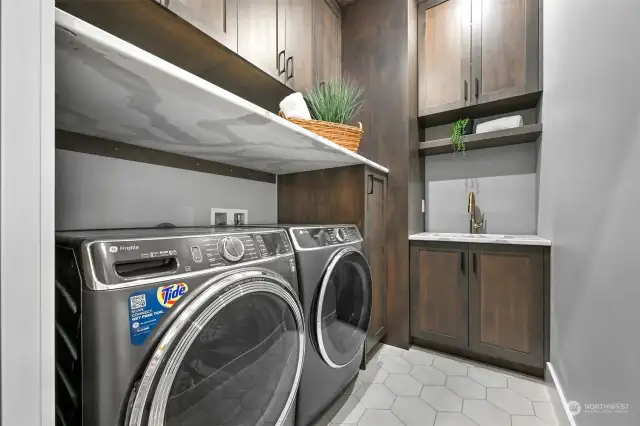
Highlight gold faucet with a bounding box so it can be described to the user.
[468,192,484,234]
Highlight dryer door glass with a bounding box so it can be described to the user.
[127,271,305,426]
[315,249,372,368]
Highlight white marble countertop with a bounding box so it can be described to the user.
[54,9,388,176]
[409,232,551,246]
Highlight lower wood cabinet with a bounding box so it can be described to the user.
[410,241,548,374]
[278,165,387,352]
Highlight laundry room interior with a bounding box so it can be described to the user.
[4,0,638,426]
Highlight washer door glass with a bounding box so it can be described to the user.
[128,271,305,426]
[315,249,372,368]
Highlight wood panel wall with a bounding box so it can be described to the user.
[342,0,421,349]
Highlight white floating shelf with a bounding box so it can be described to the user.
[55,9,388,176]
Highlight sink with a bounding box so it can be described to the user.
[430,233,506,239]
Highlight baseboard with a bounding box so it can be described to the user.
[546,362,577,426]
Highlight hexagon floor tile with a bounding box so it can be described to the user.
[487,388,535,415]
[357,410,404,426]
[463,399,511,426]
[385,374,423,396]
[355,383,396,409]
[446,376,487,399]
[318,344,562,426]
[410,365,446,385]
[420,386,463,412]
[391,397,437,426]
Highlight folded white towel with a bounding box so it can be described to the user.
[476,115,523,134]
[279,92,312,120]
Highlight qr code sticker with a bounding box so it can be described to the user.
[130,294,146,310]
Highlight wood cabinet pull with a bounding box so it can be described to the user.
[367,175,374,194]
[278,50,286,75]
[472,253,477,275]
[464,80,468,101]
[286,57,294,79]
[460,252,465,273]
[475,78,479,99]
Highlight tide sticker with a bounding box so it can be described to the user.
[128,283,189,346]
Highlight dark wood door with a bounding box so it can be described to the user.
[410,243,469,349]
[160,0,239,52]
[418,0,472,116]
[238,0,281,80]
[364,170,387,351]
[468,244,544,367]
[471,0,539,104]
[313,0,342,85]
[283,0,314,92]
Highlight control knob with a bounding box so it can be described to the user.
[218,236,245,262]
[334,228,346,243]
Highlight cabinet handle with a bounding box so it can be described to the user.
[475,78,479,99]
[320,81,325,91]
[278,50,286,75]
[464,80,468,101]
[472,253,477,276]
[367,175,374,194]
[286,57,294,80]
[460,252,465,273]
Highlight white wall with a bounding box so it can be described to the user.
[425,143,538,234]
[1,0,55,425]
[538,1,640,424]
[56,150,278,230]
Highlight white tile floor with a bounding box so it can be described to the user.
[313,345,563,426]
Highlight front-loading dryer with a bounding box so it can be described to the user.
[55,227,304,426]
[282,225,372,426]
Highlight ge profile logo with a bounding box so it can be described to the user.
[109,246,118,253]
[568,400,582,416]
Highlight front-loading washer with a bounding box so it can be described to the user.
[55,227,304,426]
[280,225,373,426]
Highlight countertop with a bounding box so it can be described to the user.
[409,232,551,247]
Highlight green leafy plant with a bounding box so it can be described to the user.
[306,77,365,124]
[451,118,470,154]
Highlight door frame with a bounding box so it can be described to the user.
[1,0,56,425]
[470,0,539,104]
[409,242,469,349]
[418,0,472,117]
[468,244,544,368]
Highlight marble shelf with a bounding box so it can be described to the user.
[409,232,551,247]
[55,9,388,179]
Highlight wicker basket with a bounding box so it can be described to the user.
[279,112,363,152]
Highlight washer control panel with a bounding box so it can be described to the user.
[290,226,362,249]
[90,230,294,283]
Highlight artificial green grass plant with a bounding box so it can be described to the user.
[306,77,365,125]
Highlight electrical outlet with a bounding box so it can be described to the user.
[210,208,249,226]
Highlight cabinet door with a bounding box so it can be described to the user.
[471,0,539,104]
[313,0,342,85]
[468,245,544,367]
[238,0,281,80]
[283,0,314,92]
[410,243,469,349]
[364,171,387,351]
[160,0,238,52]
[418,0,472,117]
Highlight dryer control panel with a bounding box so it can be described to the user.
[289,226,362,249]
[89,229,293,285]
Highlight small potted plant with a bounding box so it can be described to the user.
[451,118,474,154]
[280,77,365,152]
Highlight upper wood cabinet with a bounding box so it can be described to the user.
[313,0,342,85]
[418,0,472,116]
[158,0,239,52]
[283,0,315,92]
[418,0,539,116]
[468,244,544,368]
[410,243,469,349]
[237,0,281,80]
